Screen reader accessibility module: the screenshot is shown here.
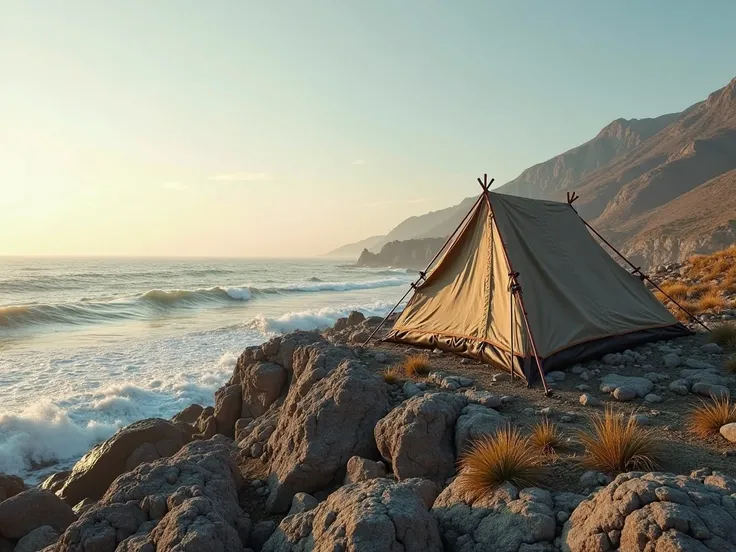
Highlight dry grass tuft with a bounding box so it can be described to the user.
[725,356,736,374]
[660,281,690,301]
[709,322,736,348]
[697,289,725,312]
[380,366,404,384]
[403,354,432,378]
[530,418,564,455]
[688,396,736,438]
[578,406,663,474]
[456,427,546,499]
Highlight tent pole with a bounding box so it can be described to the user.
[480,185,551,394]
[509,289,515,381]
[361,193,485,347]
[569,204,711,333]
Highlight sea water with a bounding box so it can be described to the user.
[0,257,414,482]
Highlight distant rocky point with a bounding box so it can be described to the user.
[355,237,445,269]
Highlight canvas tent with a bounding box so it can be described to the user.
[381,181,691,390]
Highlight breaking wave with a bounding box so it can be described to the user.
[251,300,396,334]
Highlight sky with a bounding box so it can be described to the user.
[1,1,735,257]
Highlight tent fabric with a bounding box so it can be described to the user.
[385,191,691,383]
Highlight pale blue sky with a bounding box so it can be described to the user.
[1,1,735,256]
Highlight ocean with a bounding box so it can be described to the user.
[0,257,414,483]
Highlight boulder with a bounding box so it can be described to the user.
[288,493,319,516]
[240,361,287,419]
[235,331,323,373]
[237,400,283,461]
[454,404,507,454]
[265,343,389,513]
[0,473,25,502]
[462,389,502,409]
[669,379,691,395]
[39,471,70,495]
[343,456,388,485]
[347,311,366,326]
[250,520,277,552]
[234,417,255,441]
[720,422,736,443]
[432,479,556,552]
[14,525,59,552]
[57,418,190,506]
[213,383,242,437]
[579,393,602,407]
[375,392,467,486]
[54,440,250,551]
[663,353,682,368]
[692,382,730,398]
[600,374,654,398]
[0,489,75,539]
[700,343,723,354]
[561,471,736,551]
[263,478,442,552]
[684,358,716,370]
[171,403,203,425]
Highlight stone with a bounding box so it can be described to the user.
[403,380,423,398]
[612,386,637,401]
[288,492,319,516]
[684,358,716,370]
[56,418,189,506]
[0,489,76,539]
[644,393,663,403]
[579,471,611,492]
[350,330,370,344]
[663,353,682,368]
[38,471,70,494]
[14,525,59,552]
[700,342,723,354]
[561,471,736,551]
[0,473,25,502]
[265,343,389,513]
[240,361,287,422]
[571,364,585,374]
[720,422,736,443]
[632,414,650,425]
[576,384,590,392]
[669,379,691,395]
[463,388,502,409]
[547,371,566,382]
[432,479,556,552]
[374,352,388,363]
[344,456,388,485]
[579,393,601,407]
[250,520,277,552]
[601,353,623,366]
[692,382,730,398]
[643,372,668,383]
[454,404,507,454]
[493,373,510,382]
[54,440,250,551]
[171,403,203,425]
[234,416,254,441]
[250,442,264,458]
[237,399,282,460]
[600,373,654,398]
[263,478,442,552]
[375,392,467,486]
[213,383,242,437]
[347,310,366,326]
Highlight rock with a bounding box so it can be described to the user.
[579,471,612,492]
[375,392,467,486]
[684,358,716,370]
[237,399,282,460]
[347,310,366,326]
[38,471,70,495]
[632,414,650,425]
[463,389,502,409]
[194,412,217,440]
[288,493,319,516]
[0,489,75,539]
[643,393,663,403]
[643,371,668,383]
[14,525,59,552]
[265,343,389,513]
[579,393,601,407]
[54,440,249,551]
[56,418,189,507]
[344,456,388,485]
[561,471,736,551]
[663,353,682,368]
[72,498,95,516]
[213,383,242,437]
[403,380,423,397]
[600,374,654,398]
[669,379,691,395]
[601,353,623,366]
[612,386,637,401]
[576,384,591,392]
[719,423,736,443]
[374,352,388,363]
[234,417,254,441]
[692,382,730,398]
[432,479,556,552]
[263,478,442,552]
[682,367,728,386]
[171,403,203,425]
[350,330,370,344]
[250,520,277,552]
[0,473,25,502]
[250,442,264,458]
[492,373,510,382]
[454,404,507,454]
[571,365,585,374]
[700,342,723,354]
[547,371,566,382]
[240,361,287,420]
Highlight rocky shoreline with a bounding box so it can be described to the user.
[0,308,734,551]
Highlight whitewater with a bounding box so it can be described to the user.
[0,257,414,483]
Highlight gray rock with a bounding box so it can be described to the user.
[463,389,502,409]
[403,380,423,398]
[14,525,59,552]
[579,470,612,492]
[700,342,723,354]
[343,456,387,485]
[571,365,585,375]
[376,392,467,486]
[612,386,637,401]
[601,353,623,366]
[0,489,75,540]
[632,414,650,425]
[547,371,566,382]
[684,358,716,370]
[692,382,730,398]
[454,404,507,454]
[374,352,388,363]
[576,384,591,392]
[600,374,654,398]
[669,379,691,395]
[643,372,668,383]
[240,361,287,420]
[644,393,663,403]
[250,520,277,552]
[288,492,319,516]
[662,353,682,369]
[720,423,736,443]
[579,393,601,407]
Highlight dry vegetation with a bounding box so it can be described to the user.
[456,427,546,498]
[726,356,736,374]
[530,418,564,455]
[688,396,736,438]
[710,322,736,347]
[577,407,663,474]
[403,354,432,378]
[380,366,404,384]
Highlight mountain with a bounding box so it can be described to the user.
[355,237,445,269]
[328,76,736,267]
[323,235,386,258]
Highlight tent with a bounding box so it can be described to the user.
[377,177,692,392]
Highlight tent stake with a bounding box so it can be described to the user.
[569,205,711,333]
[362,194,485,347]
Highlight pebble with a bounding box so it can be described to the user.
[576,384,590,392]
[579,393,602,407]
[662,353,681,369]
[612,386,636,402]
[374,352,388,363]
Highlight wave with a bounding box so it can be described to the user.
[254,277,408,294]
[140,286,252,306]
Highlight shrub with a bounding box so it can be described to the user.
[530,418,564,455]
[578,406,663,473]
[688,396,736,438]
[380,366,404,384]
[456,427,546,499]
[709,322,736,348]
[697,290,725,312]
[660,281,690,301]
[403,354,432,377]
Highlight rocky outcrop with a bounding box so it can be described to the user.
[263,478,443,552]
[454,404,507,454]
[432,479,558,552]
[53,439,250,551]
[375,392,467,486]
[240,361,287,419]
[0,489,75,541]
[356,238,445,269]
[343,456,388,485]
[0,474,25,501]
[561,470,736,551]
[56,418,190,507]
[236,399,283,461]
[264,342,390,512]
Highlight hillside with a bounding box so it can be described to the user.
[323,235,386,258]
[328,76,736,267]
[355,237,445,269]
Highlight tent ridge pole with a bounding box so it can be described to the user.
[567,201,711,333]
[361,193,485,347]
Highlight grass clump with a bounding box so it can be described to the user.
[380,366,404,384]
[530,418,564,455]
[456,427,546,499]
[725,356,736,374]
[688,396,736,438]
[660,281,690,301]
[709,322,736,348]
[697,290,725,312]
[403,354,432,377]
[578,406,663,474]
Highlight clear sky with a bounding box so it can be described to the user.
[2,1,735,257]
